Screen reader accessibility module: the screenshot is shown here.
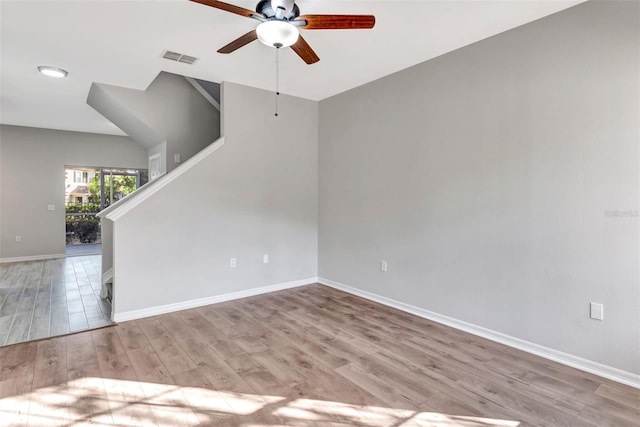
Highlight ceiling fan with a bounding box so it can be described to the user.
[190,0,376,64]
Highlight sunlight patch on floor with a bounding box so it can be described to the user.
[0,377,521,426]
[274,398,520,426]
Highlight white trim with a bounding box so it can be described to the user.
[102,267,114,285]
[99,137,225,221]
[113,277,318,322]
[185,76,221,111]
[319,277,640,390]
[101,267,114,298]
[0,253,65,264]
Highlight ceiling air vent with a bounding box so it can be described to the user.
[178,55,198,65]
[162,50,199,65]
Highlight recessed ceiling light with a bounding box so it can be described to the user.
[37,66,68,78]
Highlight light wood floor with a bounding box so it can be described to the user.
[0,256,112,346]
[0,284,637,426]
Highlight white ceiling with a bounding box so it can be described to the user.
[0,0,584,136]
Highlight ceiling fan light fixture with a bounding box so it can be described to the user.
[37,65,68,78]
[256,20,299,48]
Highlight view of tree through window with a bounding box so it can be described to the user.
[65,167,148,246]
[88,174,138,208]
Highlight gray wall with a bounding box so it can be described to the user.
[0,125,148,260]
[194,78,221,104]
[87,83,165,150]
[88,72,220,174]
[318,0,639,374]
[112,82,318,314]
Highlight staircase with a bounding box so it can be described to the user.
[88,71,222,319]
[90,81,318,323]
[87,71,221,175]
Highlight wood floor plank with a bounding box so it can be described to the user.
[92,327,138,381]
[455,376,591,426]
[126,345,171,382]
[170,329,257,395]
[0,284,638,426]
[101,377,159,427]
[484,352,604,394]
[137,317,197,375]
[137,376,200,427]
[576,399,640,426]
[370,347,530,423]
[64,333,113,425]
[27,338,70,426]
[335,361,421,412]
[263,311,371,369]
[92,326,159,426]
[594,381,640,410]
[170,368,236,425]
[115,321,151,351]
[261,292,305,313]
[170,327,227,368]
[157,312,196,339]
[33,338,67,389]
[296,290,595,424]
[0,340,37,386]
[177,309,236,345]
[0,377,31,425]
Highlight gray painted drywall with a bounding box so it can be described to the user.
[319,1,639,374]
[88,72,220,173]
[194,78,221,104]
[87,83,165,149]
[0,125,148,259]
[112,82,318,314]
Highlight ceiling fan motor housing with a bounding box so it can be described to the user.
[256,0,299,20]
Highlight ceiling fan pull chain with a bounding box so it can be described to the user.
[275,48,279,116]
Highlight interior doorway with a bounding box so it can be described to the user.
[64,166,148,256]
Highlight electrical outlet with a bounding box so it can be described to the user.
[263,254,269,264]
[47,204,55,211]
[15,235,21,243]
[174,154,181,164]
[590,302,604,321]
[380,260,388,272]
[230,258,237,268]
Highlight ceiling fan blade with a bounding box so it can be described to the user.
[190,0,256,18]
[218,30,258,54]
[291,35,320,64]
[297,15,375,30]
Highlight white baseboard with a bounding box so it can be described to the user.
[113,277,318,323]
[319,277,640,390]
[0,253,66,264]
